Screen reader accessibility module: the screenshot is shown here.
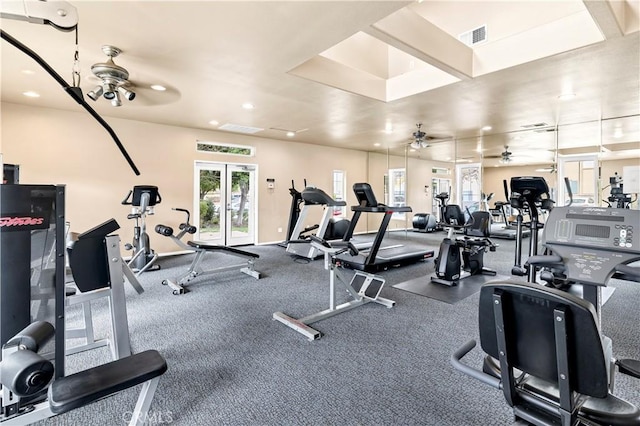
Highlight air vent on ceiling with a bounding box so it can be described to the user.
[218,123,264,134]
[459,25,487,46]
[521,122,549,129]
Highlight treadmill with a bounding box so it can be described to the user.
[286,186,347,259]
[337,183,434,272]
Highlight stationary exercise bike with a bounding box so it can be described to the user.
[122,185,161,275]
[431,205,497,287]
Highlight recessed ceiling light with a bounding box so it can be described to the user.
[409,148,416,152]
[208,120,219,126]
[613,128,623,139]
[384,123,393,134]
[481,125,492,131]
[242,102,255,110]
[374,143,381,147]
[286,131,295,137]
[22,91,40,98]
[558,93,576,101]
[21,69,35,75]
[150,84,166,91]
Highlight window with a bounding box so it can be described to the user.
[197,141,255,156]
[456,163,482,215]
[332,170,346,217]
[388,168,406,219]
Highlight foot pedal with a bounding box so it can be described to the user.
[349,271,385,300]
[617,358,640,379]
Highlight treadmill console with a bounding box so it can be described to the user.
[543,206,640,285]
[353,183,380,208]
[301,187,346,207]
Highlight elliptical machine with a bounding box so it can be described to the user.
[122,185,161,275]
[431,204,497,287]
[412,191,449,233]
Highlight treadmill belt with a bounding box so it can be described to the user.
[392,274,510,304]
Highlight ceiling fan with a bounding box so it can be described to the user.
[86,45,136,107]
[485,146,513,163]
[408,123,450,149]
[410,123,428,148]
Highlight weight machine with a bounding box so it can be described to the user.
[1,184,166,425]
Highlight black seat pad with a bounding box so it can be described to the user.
[49,350,167,414]
[187,241,259,258]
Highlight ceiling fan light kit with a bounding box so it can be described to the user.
[87,45,136,106]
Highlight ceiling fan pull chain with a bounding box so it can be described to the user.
[71,26,81,87]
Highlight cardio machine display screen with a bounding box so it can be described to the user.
[575,224,610,239]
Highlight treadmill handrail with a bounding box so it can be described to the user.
[351,205,412,213]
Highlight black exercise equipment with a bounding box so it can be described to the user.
[488,180,531,240]
[122,185,162,275]
[337,183,434,272]
[412,191,448,233]
[605,173,635,209]
[508,176,556,282]
[412,213,438,233]
[431,208,497,287]
[452,282,640,426]
[2,163,19,184]
[155,208,261,294]
[452,205,640,426]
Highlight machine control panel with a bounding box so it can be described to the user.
[543,207,639,285]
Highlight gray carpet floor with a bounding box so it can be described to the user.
[37,230,639,425]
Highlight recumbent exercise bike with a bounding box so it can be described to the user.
[431,205,497,287]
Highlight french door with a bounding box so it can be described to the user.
[194,161,257,246]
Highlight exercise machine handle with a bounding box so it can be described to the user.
[525,254,563,267]
[615,264,640,282]
[121,189,134,205]
[309,235,359,256]
[564,177,573,206]
[450,340,502,390]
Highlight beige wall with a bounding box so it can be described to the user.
[0,102,370,252]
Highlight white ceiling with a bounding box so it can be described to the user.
[1,1,639,167]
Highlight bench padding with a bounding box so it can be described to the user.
[48,350,167,414]
[187,241,259,258]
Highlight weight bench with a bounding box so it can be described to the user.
[155,214,261,295]
[163,241,260,294]
[1,322,167,425]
